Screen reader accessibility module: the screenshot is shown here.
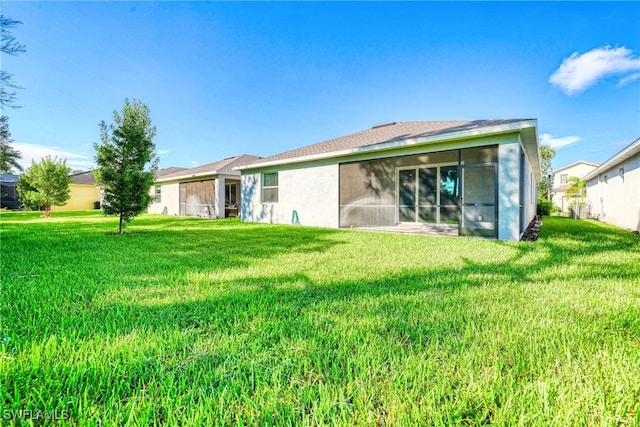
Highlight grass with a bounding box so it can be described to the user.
[1,211,639,426]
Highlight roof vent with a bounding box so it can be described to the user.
[371,122,397,129]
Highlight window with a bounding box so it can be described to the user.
[262,172,278,203]
[154,185,161,203]
[560,174,568,184]
[225,183,237,206]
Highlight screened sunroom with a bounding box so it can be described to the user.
[239,120,540,241]
[339,146,498,238]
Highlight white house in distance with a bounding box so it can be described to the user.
[148,155,260,218]
[238,120,541,241]
[583,137,640,233]
[550,161,600,213]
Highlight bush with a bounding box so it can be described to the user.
[537,200,552,216]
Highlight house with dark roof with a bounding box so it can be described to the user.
[583,137,640,232]
[52,171,101,211]
[237,120,541,241]
[148,154,261,218]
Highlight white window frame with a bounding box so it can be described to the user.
[261,172,279,203]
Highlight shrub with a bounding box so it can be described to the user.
[537,200,552,216]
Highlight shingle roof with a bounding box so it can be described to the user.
[241,120,533,167]
[158,154,262,182]
[70,171,96,185]
[552,160,601,174]
[156,167,188,179]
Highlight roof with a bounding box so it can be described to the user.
[157,154,262,183]
[583,137,640,181]
[156,167,187,179]
[0,173,19,183]
[237,119,540,179]
[70,171,96,185]
[552,160,600,175]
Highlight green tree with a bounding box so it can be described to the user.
[17,156,71,213]
[94,99,158,234]
[0,14,26,109]
[0,115,23,173]
[537,145,556,201]
[566,176,586,205]
[15,169,37,209]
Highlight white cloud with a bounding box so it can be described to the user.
[13,142,94,171]
[549,46,640,95]
[617,72,640,88]
[189,160,199,166]
[540,133,582,149]
[158,148,171,155]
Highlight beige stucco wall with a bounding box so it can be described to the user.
[52,184,101,211]
[552,162,598,212]
[586,154,640,232]
[147,182,180,216]
[242,163,340,228]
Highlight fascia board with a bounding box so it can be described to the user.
[237,120,538,171]
[155,170,241,184]
[583,138,640,181]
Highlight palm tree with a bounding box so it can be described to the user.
[566,176,587,218]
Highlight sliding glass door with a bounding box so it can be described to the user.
[397,165,459,226]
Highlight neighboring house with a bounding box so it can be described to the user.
[52,171,101,211]
[148,155,261,218]
[583,137,640,232]
[0,173,20,210]
[238,120,541,241]
[550,161,600,213]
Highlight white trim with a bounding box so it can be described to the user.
[156,170,241,184]
[237,120,538,172]
[583,138,640,181]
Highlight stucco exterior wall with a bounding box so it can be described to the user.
[521,141,538,232]
[52,184,101,211]
[586,154,640,232]
[551,162,598,212]
[498,143,521,241]
[242,163,340,228]
[147,182,180,216]
[241,131,539,241]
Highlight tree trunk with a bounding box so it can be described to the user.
[119,211,124,234]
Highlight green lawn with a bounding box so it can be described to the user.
[1,211,639,426]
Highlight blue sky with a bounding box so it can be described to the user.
[3,1,640,172]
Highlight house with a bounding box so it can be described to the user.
[550,161,600,213]
[0,173,20,210]
[238,120,541,241]
[583,138,640,232]
[148,155,261,218]
[52,171,101,211]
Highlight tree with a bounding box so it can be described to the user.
[94,99,158,234]
[566,176,586,205]
[537,145,556,201]
[0,14,26,109]
[17,156,71,213]
[0,115,23,173]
